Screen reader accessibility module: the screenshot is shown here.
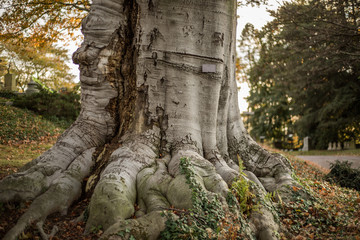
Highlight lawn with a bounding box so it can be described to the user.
[0,139,56,178]
[288,148,360,156]
[0,104,64,144]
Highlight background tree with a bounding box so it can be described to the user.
[241,0,360,149]
[0,0,90,90]
[1,41,75,91]
[240,23,294,143]
[0,0,90,45]
[0,0,302,239]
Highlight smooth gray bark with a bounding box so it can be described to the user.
[0,1,297,239]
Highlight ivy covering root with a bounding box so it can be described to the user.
[99,156,281,240]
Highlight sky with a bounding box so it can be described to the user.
[236,0,282,111]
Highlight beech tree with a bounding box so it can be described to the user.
[0,0,301,239]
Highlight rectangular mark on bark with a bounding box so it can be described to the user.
[202,64,216,73]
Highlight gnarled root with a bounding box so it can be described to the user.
[102,211,171,240]
[0,118,110,203]
[2,148,96,240]
[85,143,157,231]
[36,221,58,240]
[230,135,297,193]
[2,135,288,239]
[87,143,281,240]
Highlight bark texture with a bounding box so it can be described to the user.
[0,0,298,239]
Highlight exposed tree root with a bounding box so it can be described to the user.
[86,143,157,231]
[0,118,303,240]
[82,140,286,239]
[2,148,96,240]
[36,221,58,240]
[0,115,114,203]
[102,211,171,240]
[0,132,303,240]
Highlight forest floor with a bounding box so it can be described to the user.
[0,141,359,239]
[0,138,100,240]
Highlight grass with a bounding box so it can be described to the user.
[0,104,64,144]
[287,149,360,156]
[0,104,64,177]
[0,139,56,178]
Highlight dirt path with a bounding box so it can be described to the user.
[295,155,360,170]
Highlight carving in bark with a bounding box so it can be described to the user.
[0,0,302,239]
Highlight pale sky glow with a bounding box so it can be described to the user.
[236,0,282,111]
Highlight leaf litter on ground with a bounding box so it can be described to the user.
[0,142,359,239]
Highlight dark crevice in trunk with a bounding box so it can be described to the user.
[107,0,140,140]
[84,0,141,197]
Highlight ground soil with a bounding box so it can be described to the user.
[0,171,99,240]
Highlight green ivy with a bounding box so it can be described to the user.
[160,157,225,239]
[160,157,256,239]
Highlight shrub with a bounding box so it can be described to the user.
[325,161,360,191]
[0,90,17,100]
[13,89,80,127]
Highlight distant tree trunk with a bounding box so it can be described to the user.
[0,0,297,239]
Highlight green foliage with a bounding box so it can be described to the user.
[161,157,255,239]
[277,187,334,237]
[90,225,103,234]
[161,157,225,239]
[240,0,360,149]
[0,90,17,100]
[0,105,64,144]
[32,77,54,93]
[230,157,257,215]
[13,88,80,127]
[264,191,277,203]
[230,177,256,215]
[325,161,360,191]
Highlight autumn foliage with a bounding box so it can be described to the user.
[0,0,90,90]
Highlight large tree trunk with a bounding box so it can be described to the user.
[0,0,298,239]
